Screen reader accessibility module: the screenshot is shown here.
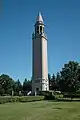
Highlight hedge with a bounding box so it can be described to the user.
[63,93,80,98]
[0,96,44,104]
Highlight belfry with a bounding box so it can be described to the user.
[32,12,49,95]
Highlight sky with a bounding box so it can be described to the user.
[0,0,80,82]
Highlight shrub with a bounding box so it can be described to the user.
[63,93,80,98]
[39,91,56,100]
[44,95,55,100]
[76,89,80,94]
[18,96,44,102]
[53,91,63,99]
[0,96,44,104]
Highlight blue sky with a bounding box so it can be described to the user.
[0,0,80,82]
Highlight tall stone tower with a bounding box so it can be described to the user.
[32,12,49,95]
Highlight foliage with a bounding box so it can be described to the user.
[44,94,55,100]
[14,79,22,96]
[0,61,80,96]
[63,93,80,98]
[23,79,32,95]
[39,91,55,100]
[48,73,57,90]
[48,61,80,94]
[58,61,80,93]
[0,96,44,104]
[0,74,15,95]
[18,96,44,102]
[53,91,63,99]
[0,74,32,96]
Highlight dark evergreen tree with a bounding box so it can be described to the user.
[23,78,32,95]
[59,61,80,92]
[15,79,22,95]
[0,74,15,95]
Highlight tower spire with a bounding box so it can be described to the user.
[36,12,44,24]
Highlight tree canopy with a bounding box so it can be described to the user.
[0,61,80,96]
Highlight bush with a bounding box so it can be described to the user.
[63,93,80,98]
[39,91,55,100]
[0,96,44,104]
[76,89,80,94]
[18,96,44,102]
[44,95,55,100]
[39,91,63,100]
[53,91,63,99]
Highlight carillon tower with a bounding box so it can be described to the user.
[32,12,49,95]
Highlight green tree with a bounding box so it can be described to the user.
[0,74,15,95]
[48,73,51,81]
[14,79,22,95]
[48,73,58,90]
[23,78,28,91]
[23,79,32,92]
[0,84,4,95]
[48,73,52,90]
[59,61,80,93]
[56,72,61,90]
[51,73,59,90]
[15,79,22,92]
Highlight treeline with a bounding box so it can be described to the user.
[49,61,80,93]
[0,75,32,96]
[0,61,80,96]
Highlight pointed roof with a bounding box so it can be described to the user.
[36,12,44,24]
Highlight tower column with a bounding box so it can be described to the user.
[32,12,49,95]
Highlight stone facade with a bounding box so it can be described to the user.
[32,12,49,95]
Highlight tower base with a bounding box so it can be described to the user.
[32,79,49,95]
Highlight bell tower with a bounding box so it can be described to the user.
[32,12,49,95]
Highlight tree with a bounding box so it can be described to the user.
[52,74,55,81]
[59,61,80,93]
[55,72,61,90]
[0,74,15,95]
[50,73,56,90]
[48,73,52,90]
[23,78,28,91]
[48,73,58,90]
[23,79,32,94]
[48,73,51,81]
[49,73,59,91]
[0,84,4,95]
[56,72,61,81]
[15,79,22,95]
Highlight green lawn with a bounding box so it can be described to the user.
[0,101,80,120]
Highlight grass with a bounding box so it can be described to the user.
[0,101,80,120]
